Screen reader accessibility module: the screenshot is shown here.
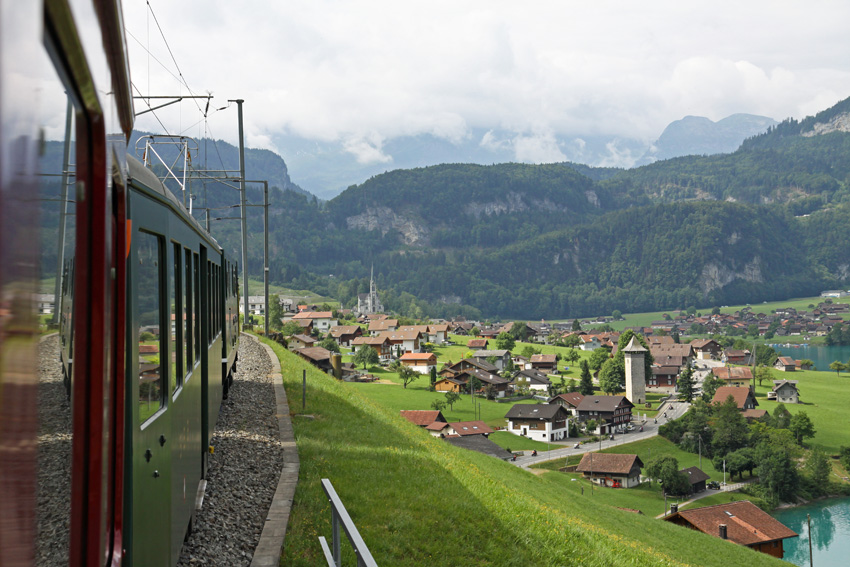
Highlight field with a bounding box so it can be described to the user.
[750,365,850,455]
[263,336,790,567]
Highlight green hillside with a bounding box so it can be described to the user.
[267,337,790,566]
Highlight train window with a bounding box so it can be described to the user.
[171,242,183,394]
[207,261,213,346]
[185,248,192,374]
[193,253,200,361]
[137,231,164,423]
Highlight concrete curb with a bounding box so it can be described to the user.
[251,337,300,567]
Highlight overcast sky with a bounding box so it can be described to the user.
[123,0,850,165]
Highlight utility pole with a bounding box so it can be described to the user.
[264,181,269,336]
[230,99,249,328]
[52,96,74,325]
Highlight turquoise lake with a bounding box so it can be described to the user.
[770,344,850,373]
[773,498,850,566]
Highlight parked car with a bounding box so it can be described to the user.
[707,481,720,490]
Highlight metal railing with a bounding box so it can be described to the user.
[318,479,378,567]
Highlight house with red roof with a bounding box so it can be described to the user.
[663,501,797,559]
[712,386,767,420]
[575,453,643,488]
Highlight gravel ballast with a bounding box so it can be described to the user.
[34,332,284,566]
[178,334,285,566]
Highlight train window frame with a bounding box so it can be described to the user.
[193,252,200,362]
[171,241,183,398]
[184,247,193,377]
[137,230,166,426]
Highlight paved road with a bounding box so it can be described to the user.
[512,398,691,469]
[654,479,757,518]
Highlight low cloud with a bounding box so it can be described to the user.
[343,133,393,165]
[513,132,568,164]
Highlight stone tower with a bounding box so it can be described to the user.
[623,336,647,405]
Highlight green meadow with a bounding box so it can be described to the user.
[264,336,790,567]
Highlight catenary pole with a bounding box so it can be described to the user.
[52,96,74,325]
[230,99,249,328]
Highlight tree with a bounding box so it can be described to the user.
[645,455,690,495]
[280,320,303,337]
[353,346,379,370]
[495,332,516,352]
[319,336,340,353]
[268,295,284,331]
[756,440,799,503]
[483,383,497,400]
[444,391,461,410]
[788,411,816,445]
[677,365,695,403]
[584,419,598,435]
[562,334,581,348]
[829,360,846,376]
[430,399,447,412]
[589,348,610,372]
[578,360,595,396]
[612,310,622,321]
[754,365,773,387]
[712,395,749,458]
[806,447,830,488]
[429,366,438,390]
[840,446,850,475]
[397,365,420,389]
[521,345,540,359]
[701,374,722,402]
[565,348,581,365]
[772,404,792,429]
[571,318,582,331]
[598,359,622,394]
[469,326,480,337]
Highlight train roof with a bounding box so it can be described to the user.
[126,155,221,251]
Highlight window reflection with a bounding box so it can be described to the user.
[137,232,163,422]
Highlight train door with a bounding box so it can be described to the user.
[130,223,172,566]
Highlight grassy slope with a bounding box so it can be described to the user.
[264,337,788,567]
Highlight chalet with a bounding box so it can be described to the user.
[575,453,643,488]
[447,421,493,437]
[245,295,265,316]
[680,466,710,494]
[512,354,531,370]
[456,368,512,397]
[722,349,753,365]
[378,329,424,355]
[470,349,511,370]
[351,335,392,361]
[440,358,499,379]
[290,319,313,334]
[689,339,722,360]
[712,367,753,387]
[770,380,800,404]
[579,335,601,351]
[288,334,316,351]
[434,377,467,393]
[774,356,797,372]
[575,395,634,434]
[663,501,797,559]
[328,325,363,347]
[712,386,767,420]
[467,338,489,350]
[548,392,585,416]
[649,343,694,365]
[529,353,557,372]
[399,352,438,374]
[295,347,334,374]
[504,404,571,442]
[648,335,675,346]
[367,318,398,336]
[649,366,678,392]
[400,410,447,428]
[512,369,552,393]
[292,311,337,332]
[427,323,450,344]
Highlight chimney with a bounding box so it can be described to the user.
[719,524,728,539]
[670,504,678,514]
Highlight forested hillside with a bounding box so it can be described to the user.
[40,96,850,320]
[198,96,850,320]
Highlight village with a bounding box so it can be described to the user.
[231,280,850,561]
